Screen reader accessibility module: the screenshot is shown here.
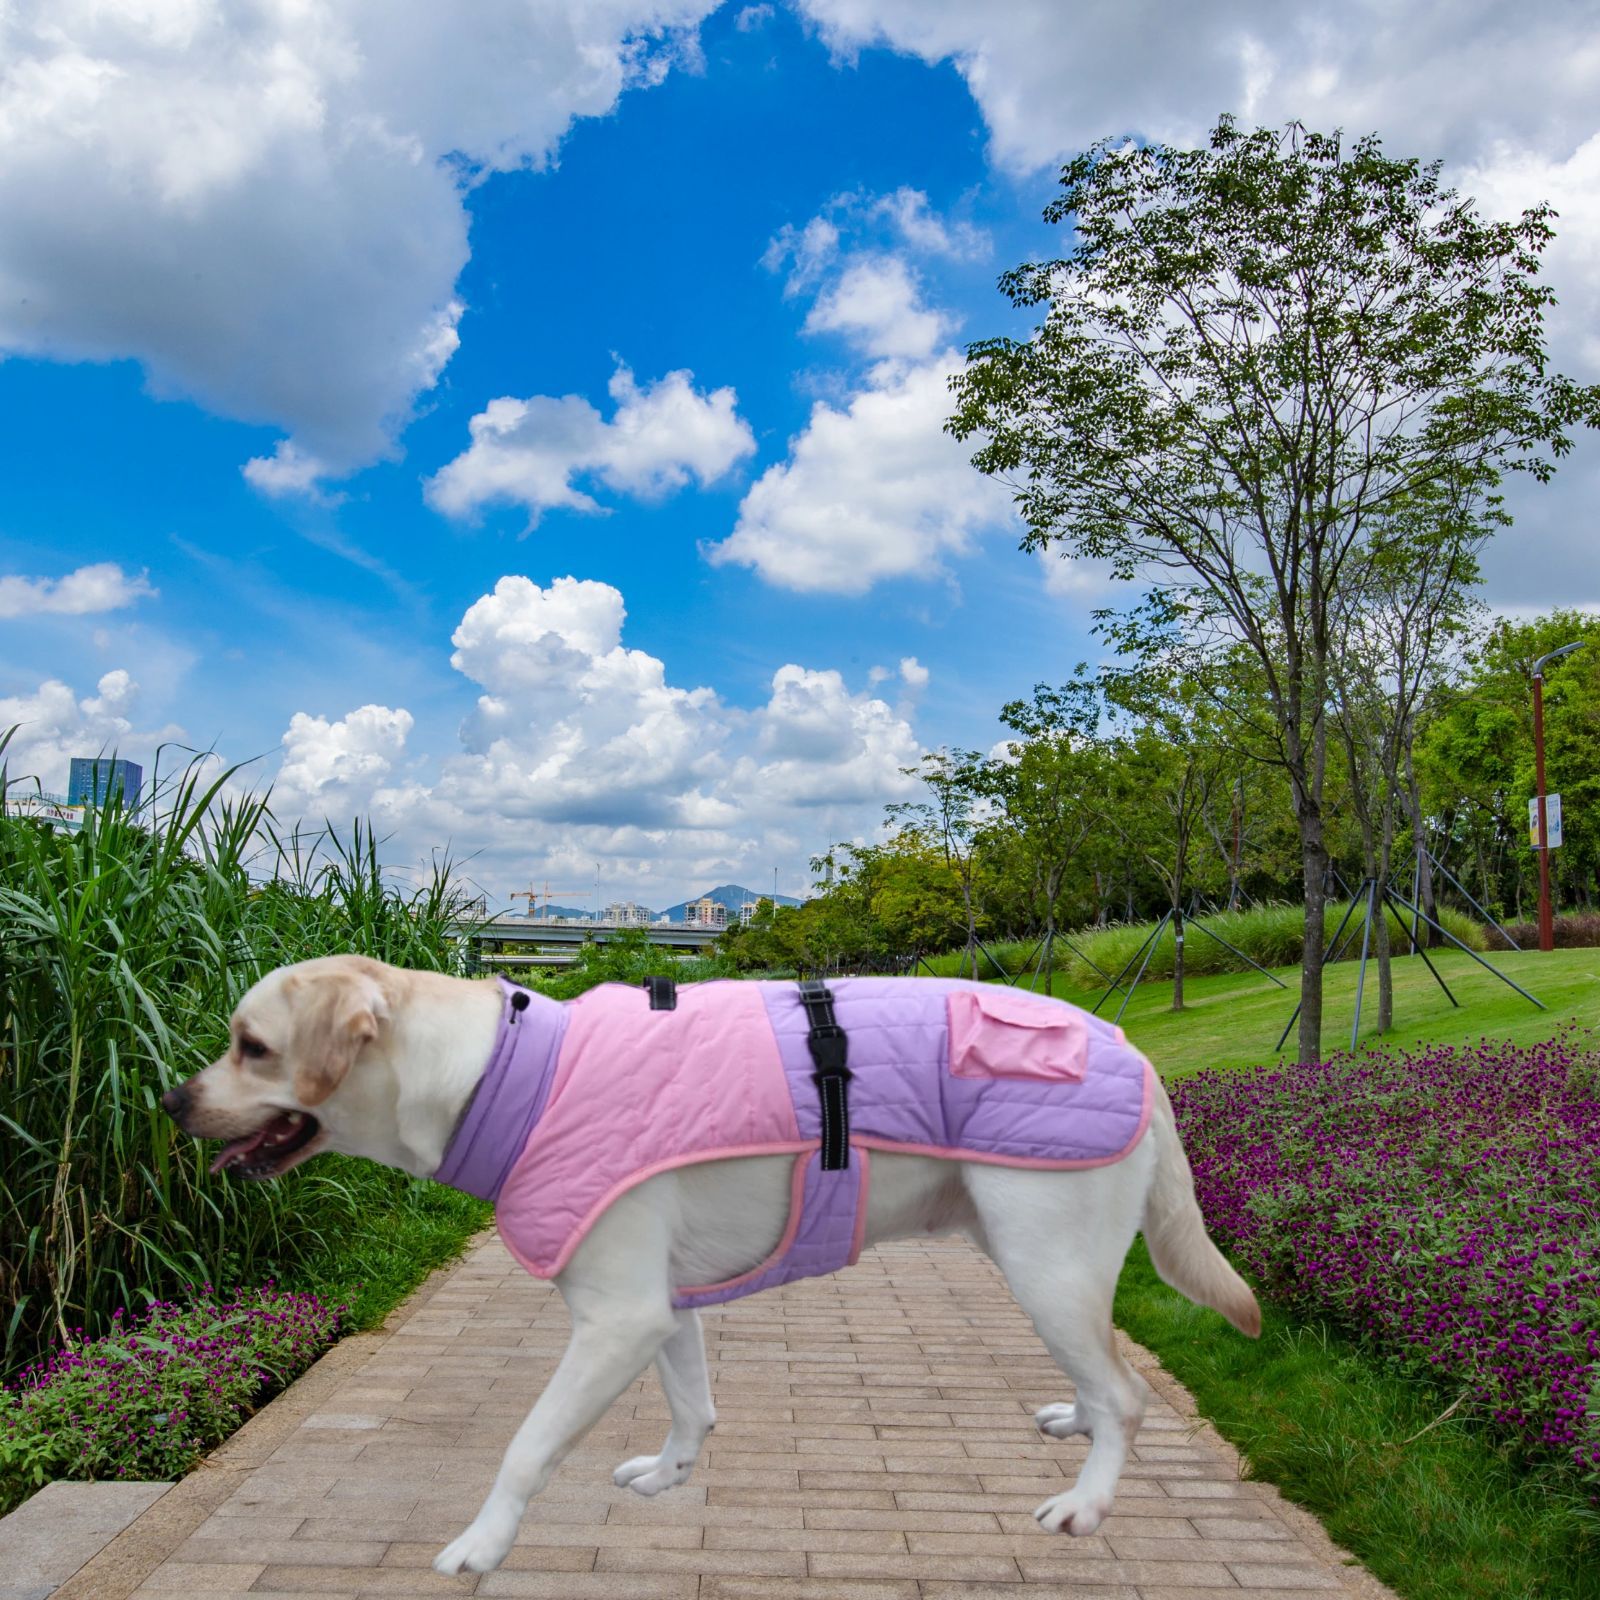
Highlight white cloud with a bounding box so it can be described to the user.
[804,254,952,360]
[425,365,756,523]
[734,664,921,806]
[709,351,1013,593]
[0,669,178,794]
[762,215,843,293]
[0,562,156,618]
[763,187,985,293]
[272,704,414,819]
[437,575,726,828]
[1462,132,1600,375]
[735,4,775,30]
[794,2,1600,178]
[256,574,925,901]
[0,1,717,475]
[870,188,988,259]
[242,441,339,503]
[731,188,1012,594]
[790,3,1600,396]
[899,655,929,690]
[791,4,1600,608]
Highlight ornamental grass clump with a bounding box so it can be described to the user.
[0,1285,341,1515]
[1171,1035,1600,1489]
[0,731,473,1381]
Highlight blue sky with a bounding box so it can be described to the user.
[3,1,1599,908]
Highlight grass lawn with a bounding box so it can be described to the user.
[1050,949,1600,1599]
[1042,943,1600,1075]
[1117,1240,1598,1600]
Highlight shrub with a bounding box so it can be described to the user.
[0,1286,341,1515]
[1057,900,1485,989]
[916,938,1042,980]
[1486,911,1600,951]
[1171,1035,1600,1491]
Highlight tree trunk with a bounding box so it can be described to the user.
[1297,815,1329,1063]
[1171,894,1185,1011]
[1228,775,1244,910]
[1374,880,1394,1034]
[960,872,977,979]
[1402,748,1440,948]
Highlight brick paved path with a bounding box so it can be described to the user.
[65,1236,1392,1599]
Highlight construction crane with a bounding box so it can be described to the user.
[510,882,587,920]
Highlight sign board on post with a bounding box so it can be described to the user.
[1528,793,1564,849]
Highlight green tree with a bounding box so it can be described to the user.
[1418,610,1600,918]
[985,678,1106,987]
[1099,679,1231,1010]
[889,749,989,978]
[951,117,1600,1060]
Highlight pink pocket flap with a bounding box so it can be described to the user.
[947,987,1089,1082]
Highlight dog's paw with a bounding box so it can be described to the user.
[1034,1401,1092,1441]
[1033,1488,1110,1536]
[612,1451,696,1496]
[433,1497,520,1575]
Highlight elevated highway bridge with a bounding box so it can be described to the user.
[455,917,723,971]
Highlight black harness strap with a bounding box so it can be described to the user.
[797,979,852,1170]
[644,976,678,1011]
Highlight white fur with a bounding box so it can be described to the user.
[167,955,1257,1577]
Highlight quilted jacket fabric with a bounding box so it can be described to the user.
[434,977,1153,1307]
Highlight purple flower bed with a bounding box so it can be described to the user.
[0,1285,342,1514]
[1171,1035,1600,1488]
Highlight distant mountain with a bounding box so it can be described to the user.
[660,883,802,922]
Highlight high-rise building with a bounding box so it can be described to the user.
[683,896,728,929]
[67,757,143,808]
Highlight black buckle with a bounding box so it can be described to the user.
[643,976,677,1011]
[807,1022,851,1081]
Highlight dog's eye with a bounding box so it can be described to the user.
[238,1036,270,1061]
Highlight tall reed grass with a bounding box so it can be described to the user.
[0,735,473,1379]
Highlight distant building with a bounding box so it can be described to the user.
[739,901,759,926]
[68,757,142,808]
[683,896,728,929]
[603,901,653,926]
[3,791,85,833]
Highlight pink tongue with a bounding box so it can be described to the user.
[210,1126,272,1174]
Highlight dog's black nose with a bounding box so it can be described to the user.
[161,1084,191,1120]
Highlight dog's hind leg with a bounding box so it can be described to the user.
[964,1163,1150,1537]
[435,1198,680,1576]
[613,1308,714,1495]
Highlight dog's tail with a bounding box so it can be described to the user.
[1140,1071,1261,1337]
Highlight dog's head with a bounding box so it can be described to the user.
[163,954,397,1180]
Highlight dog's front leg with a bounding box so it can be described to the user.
[435,1200,679,1576]
[613,1308,714,1495]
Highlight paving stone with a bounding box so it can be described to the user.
[62,1236,1391,1600]
[0,1481,171,1598]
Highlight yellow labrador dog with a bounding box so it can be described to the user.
[163,953,1258,1577]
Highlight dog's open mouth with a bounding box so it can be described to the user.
[209,1111,322,1179]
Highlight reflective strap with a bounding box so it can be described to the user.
[798,980,852,1170]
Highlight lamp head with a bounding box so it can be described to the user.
[1533,640,1588,678]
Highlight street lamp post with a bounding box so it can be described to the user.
[1532,640,1587,952]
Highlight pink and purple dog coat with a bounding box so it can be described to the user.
[434,978,1153,1308]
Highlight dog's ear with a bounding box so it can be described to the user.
[289,968,389,1108]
